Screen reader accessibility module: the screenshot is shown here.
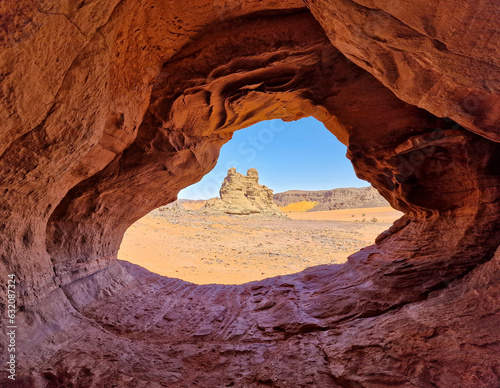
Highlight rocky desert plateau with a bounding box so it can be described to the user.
[1,1,499,387]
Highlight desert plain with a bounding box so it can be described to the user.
[118,206,402,284]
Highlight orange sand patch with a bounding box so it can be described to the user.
[279,201,318,212]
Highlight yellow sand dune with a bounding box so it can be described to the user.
[280,201,318,213]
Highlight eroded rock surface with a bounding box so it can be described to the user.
[203,168,283,216]
[274,186,389,211]
[0,1,499,387]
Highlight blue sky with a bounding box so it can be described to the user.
[179,117,368,200]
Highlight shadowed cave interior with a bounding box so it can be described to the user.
[1,2,499,387]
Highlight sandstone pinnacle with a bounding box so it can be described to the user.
[203,168,283,216]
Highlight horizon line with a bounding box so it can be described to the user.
[177,185,374,201]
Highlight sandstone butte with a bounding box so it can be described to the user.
[203,167,283,216]
[0,1,499,387]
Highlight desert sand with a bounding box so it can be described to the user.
[279,200,319,212]
[287,206,403,222]
[181,200,206,210]
[118,207,403,284]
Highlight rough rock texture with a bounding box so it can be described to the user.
[203,168,283,216]
[274,186,389,211]
[306,0,500,141]
[0,1,499,387]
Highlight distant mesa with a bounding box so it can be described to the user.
[202,168,283,216]
[274,187,389,212]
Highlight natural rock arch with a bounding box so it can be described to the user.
[0,1,499,387]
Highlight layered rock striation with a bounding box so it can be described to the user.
[274,186,389,211]
[0,1,499,387]
[203,168,283,216]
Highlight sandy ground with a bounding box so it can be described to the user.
[279,200,319,212]
[287,206,403,222]
[182,201,206,210]
[118,207,403,285]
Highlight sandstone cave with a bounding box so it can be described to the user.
[0,1,499,387]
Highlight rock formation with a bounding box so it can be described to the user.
[0,1,499,387]
[203,168,283,216]
[274,186,389,211]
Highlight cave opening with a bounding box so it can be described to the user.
[117,117,401,285]
[44,7,425,293]
[3,2,500,385]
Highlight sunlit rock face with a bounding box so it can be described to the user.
[0,1,498,387]
[203,167,283,216]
